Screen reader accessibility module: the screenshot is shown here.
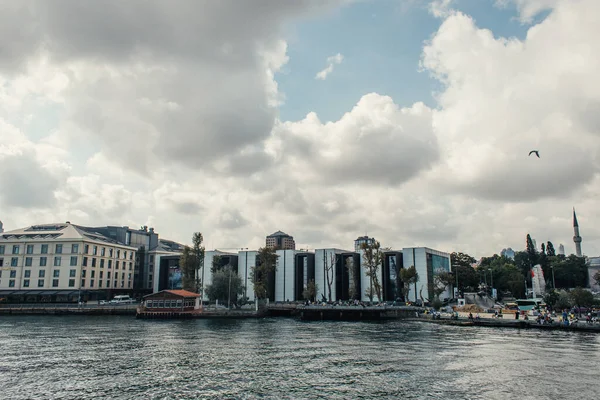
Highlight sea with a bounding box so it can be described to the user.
[0,316,599,399]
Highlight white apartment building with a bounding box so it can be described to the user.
[0,223,137,298]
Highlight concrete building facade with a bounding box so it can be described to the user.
[266,231,296,250]
[402,247,452,302]
[0,223,137,300]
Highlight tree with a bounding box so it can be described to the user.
[324,253,335,302]
[570,287,594,308]
[303,279,318,302]
[211,255,223,274]
[192,233,205,294]
[526,234,537,266]
[543,289,559,309]
[540,243,546,256]
[489,263,525,299]
[252,247,278,300]
[554,290,572,310]
[433,272,454,300]
[548,255,588,288]
[450,252,479,293]
[180,246,196,291]
[361,241,385,303]
[205,266,244,308]
[514,251,532,287]
[546,241,556,257]
[400,266,419,303]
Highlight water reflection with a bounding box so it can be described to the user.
[0,317,599,399]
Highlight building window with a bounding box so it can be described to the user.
[100,271,104,279]
[90,279,94,287]
[109,249,113,257]
[70,256,77,266]
[9,280,15,287]
[39,270,45,278]
[129,262,133,271]
[25,257,32,267]
[26,244,34,254]
[72,244,79,254]
[12,245,19,254]
[114,280,117,287]
[84,244,89,254]
[41,244,48,254]
[101,247,105,257]
[121,281,124,288]
[83,257,88,267]
[129,273,133,280]
[54,257,61,267]
[24,270,31,278]
[52,279,59,287]
[116,250,120,259]
[53,270,60,278]
[116,261,120,269]
[82,270,86,278]
[10,270,16,278]
[11,257,18,267]
[55,244,63,254]
[100,259,105,268]
[108,260,112,269]
[38,279,44,287]
[23,279,30,287]
[92,258,96,267]
[107,271,111,279]
[130,253,134,260]
[81,279,85,287]
[68,279,75,287]
[40,257,47,267]
[70,269,76,277]
[0,245,4,254]
[99,280,103,288]
[91,270,95,278]
[93,246,97,255]
[124,251,128,259]
[106,280,110,287]
[0,258,3,267]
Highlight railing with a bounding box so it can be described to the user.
[0,303,139,310]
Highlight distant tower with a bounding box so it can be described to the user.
[355,236,376,251]
[0,220,3,233]
[573,208,582,257]
[558,244,565,256]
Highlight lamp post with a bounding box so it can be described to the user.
[551,266,556,289]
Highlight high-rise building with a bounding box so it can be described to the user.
[354,236,375,251]
[573,208,583,257]
[500,248,515,259]
[266,231,295,250]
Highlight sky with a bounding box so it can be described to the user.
[0,0,598,258]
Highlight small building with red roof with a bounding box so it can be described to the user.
[142,289,200,312]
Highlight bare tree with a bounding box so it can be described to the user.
[361,241,384,303]
[324,252,336,302]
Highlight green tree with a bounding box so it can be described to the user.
[211,255,223,274]
[361,241,385,303]
[490,263,525,299]
[252,247,278,300]
[543,289,559,309]
[303,279,318,302]
[433,272,454,300]
[570,287,594,308]
[554,290,572,310]
[548,255,588,288]
[180,246,196,291]
[546,241,556,257]
[205,266,244,307]
[514,251,532,286]
[192,233,205,294]
[526,234,537,267]
[450,252,479,294]
[400,266,419,303]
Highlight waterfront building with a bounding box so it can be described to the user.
[402,247,452,302]
[382,251,404,302]
[142,289,200,311]
[0,222,137,301]
[588,257,600,292]
[314,248,349,302]
[238,250,259,302]
[573,208,583,257]
[266,231,296,250]
[200,250,239,301]
[354,236,375,252]
[294,252,316,301]
[152,239,185,292]
[275,249,297,302]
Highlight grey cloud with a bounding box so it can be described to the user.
[171,200,203,216]
[0,152,58,208]
[219,209,249,230]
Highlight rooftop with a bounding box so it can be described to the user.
[267,230,293,237]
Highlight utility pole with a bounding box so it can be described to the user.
[227,267,232,310]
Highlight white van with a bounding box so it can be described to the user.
[109,295,134,304]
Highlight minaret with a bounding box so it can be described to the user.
[573,208,582,257]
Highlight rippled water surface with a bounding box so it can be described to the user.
[1,316,599,399]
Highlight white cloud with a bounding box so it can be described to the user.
[1,0,599,260]
[315,53,344,80]
[494,0,562,23]
[428,0,455,18]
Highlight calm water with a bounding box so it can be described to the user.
[1,316,599,399]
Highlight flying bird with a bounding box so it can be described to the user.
[528,150,540,158]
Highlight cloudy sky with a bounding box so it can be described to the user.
[1,0,598,258]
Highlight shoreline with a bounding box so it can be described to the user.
[411,316,600,332]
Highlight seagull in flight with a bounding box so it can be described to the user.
[529,150,540,158]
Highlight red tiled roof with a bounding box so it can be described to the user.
[164,289,200,298]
